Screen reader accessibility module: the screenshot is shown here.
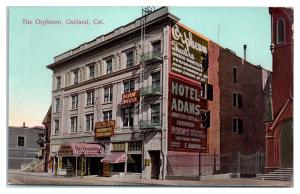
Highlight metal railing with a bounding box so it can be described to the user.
[141,51,162,63]
[140,85,161,96]
[139,120,161,129]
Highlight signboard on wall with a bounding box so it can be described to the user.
[168,75,207,152]
[95,120,116,138]
[121,91,139,105]
[171,23,209,83]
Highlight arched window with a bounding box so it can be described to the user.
[276,18,285,44]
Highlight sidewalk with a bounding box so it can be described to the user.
[7,169,293,187]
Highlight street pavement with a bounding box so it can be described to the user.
[7,170,293,187]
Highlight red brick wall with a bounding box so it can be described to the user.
[270,7,293,121]
[209,42,266,155]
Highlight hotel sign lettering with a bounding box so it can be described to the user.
[95,120,115,138]
[171,23,208,82]
[121,91,139,105]
[168,76,207,152]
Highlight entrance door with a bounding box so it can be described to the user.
[149,151,160,179]
[280,121,293,168]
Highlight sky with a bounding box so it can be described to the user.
[8,6,271,127]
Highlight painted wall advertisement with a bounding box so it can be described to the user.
[168,75,207,152]
[171,23,208,83]
[168,23,208,152]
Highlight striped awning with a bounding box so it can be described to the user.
[101,152,126,163]
[58,143,104,157]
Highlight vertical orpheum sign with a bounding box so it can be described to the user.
[171,24,208,82]
[168,23,208,152]
[168,76,207,152]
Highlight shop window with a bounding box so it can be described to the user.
[112,143,125,151]
[151,104,160,124]
[71,94,78,109]
[104,86,113,103]
[70,116,78,133]
[122,107,134,127]
[103,110,112,121]
[86,90,94,106]
[127,154,142,173]
[233,93,243,108]
[277,18,285,44]
[123,80,135,93]
[128,142,142,151]
[112,163,125,172]
[17,136,25,147]
[85,114,94,131]
[233,118,243,134]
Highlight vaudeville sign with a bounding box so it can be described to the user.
[171,23,209,83]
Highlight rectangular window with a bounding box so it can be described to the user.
[152,41,161,53]
[54,120,59,134]
[17,136,25,147]
[201,111,210,128]
[73,70,79,84]
[56,76,61,89]
[123,80,135,93]
[233,68,237,83]
[126,51,134,68]
[85,114,94,131]
[112,143,125,152]
[151,104,160,124]
[151,71,161,89]
[71,95,79,109]
[107,59,112,74]
[233,93,243,108]
[128,142,142,151]
[201,83,213,101]
[86,90,94,107]
[89,64,95,79]
[70,116,78,133]
[103,110,112,121]
[104,86,113,103]
[233,118,243,134]
[200,82,207,99]
[122,106,134,127]
[55,98,61,113]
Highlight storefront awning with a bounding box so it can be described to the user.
[101,152,126,163]
[58,143,105,157]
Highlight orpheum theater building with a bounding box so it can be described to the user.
[47,7,270,179]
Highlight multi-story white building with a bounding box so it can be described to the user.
[47,6,269,180]
[47,7,177,179]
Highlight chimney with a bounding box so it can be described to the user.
[243,44,247,61]
[23,122,26,128]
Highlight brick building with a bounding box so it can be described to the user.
[47,7,270,179]
[265,7,293,172]
[8,123,45,169]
